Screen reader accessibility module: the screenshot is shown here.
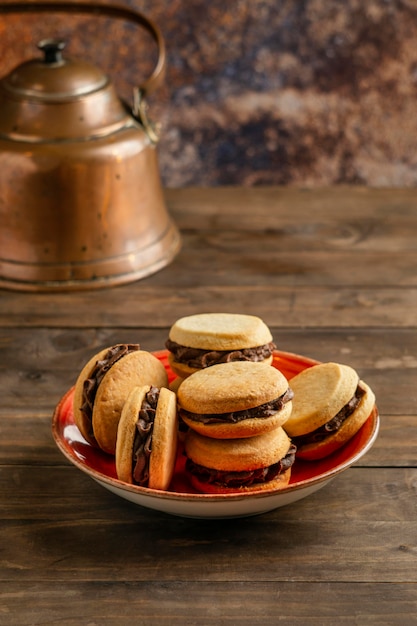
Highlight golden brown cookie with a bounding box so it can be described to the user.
[116,385,178,490]
[184,426,295,494]
[165,313,275,378]
[177,361,293,439]
[73,345,168,454]
[284,362,375,460]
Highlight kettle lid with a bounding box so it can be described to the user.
[3,39,108,100]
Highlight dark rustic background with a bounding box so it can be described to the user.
[0,0,416,187]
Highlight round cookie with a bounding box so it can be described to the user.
[177,361,293,439]
[293,381,375,460]
[166,313,275,378]
[73,345,168,454]
[116,385,178,490]
[284,362,375,460]
[184,426,295,493]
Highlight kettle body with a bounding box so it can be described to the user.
[0,3,180,291]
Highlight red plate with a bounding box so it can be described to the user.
[52,350,379,518]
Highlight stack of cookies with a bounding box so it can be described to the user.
[177,361,295,493]
[165,312,276,386]
[72,343,179,491]
[71,313,376,495]
[165,312,295,494]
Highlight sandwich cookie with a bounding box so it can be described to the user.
[184,427,296,494]
[116,385,178,490]
[177,361,293,439]
[165,313,276,378]
[284,362,375,460]
[73,344,168,454]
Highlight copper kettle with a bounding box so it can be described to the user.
[0,2,180,291]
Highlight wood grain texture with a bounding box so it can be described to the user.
[0,406,416,467]
[1,467,416,583]
[0,187,416,624]
[0,328,414,418]
[1,285,416,328]
[1,581,416,625]
[1,187,416,329]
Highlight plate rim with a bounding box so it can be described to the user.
[51,349,380,505]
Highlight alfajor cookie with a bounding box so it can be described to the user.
[177,361,293,439]
[284,362,375,460]
[116,385,178,490]
[184,426,296,494]
[165,313,276,378]
[73,344,168,454]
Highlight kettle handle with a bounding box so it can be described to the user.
[0,2,166,98]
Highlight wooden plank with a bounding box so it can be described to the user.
[123,235,417,287]
[0,352,414,415]
[1,410,415,468]
[150,244,417,287]
[0,328,414,466]
[0,187,416,622]
[1,187,416,327]
[2,466,415,523]
[1,327,416,372]
[170,218,417,254]
[1,581,416,625]
[364,414,417,467]
[0,327,415,416]
[0,285,416,328]
[165,186,417,238]
[1,236,416,303]
[0,467,416,583]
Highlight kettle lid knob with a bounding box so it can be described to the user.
[38,39,66,65]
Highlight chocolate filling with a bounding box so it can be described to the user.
[292,383,366,447]
[132,386,160,486]
[179,387,294,425]
[186,443,297,488]
[165,338,276,369]
[80,343,140,439]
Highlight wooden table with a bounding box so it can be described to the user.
[1,187,416,624]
